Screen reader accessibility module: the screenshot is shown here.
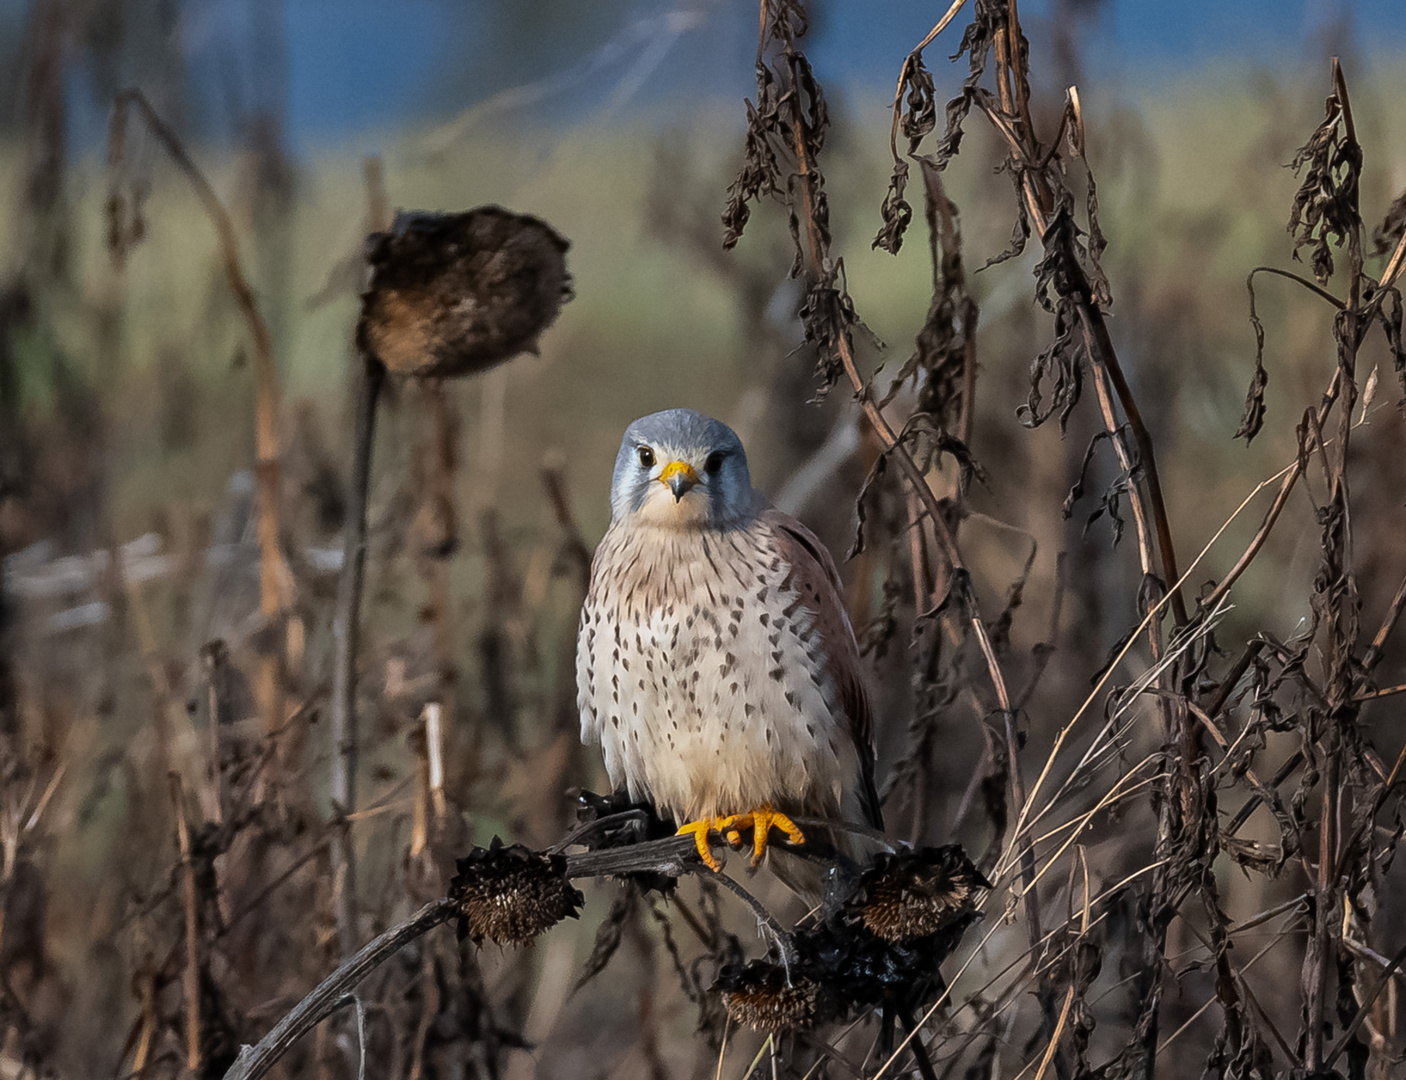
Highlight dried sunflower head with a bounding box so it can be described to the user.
[450,838,583,946]
[706,846,987,1032]
[845,846,988,943]
[358,207,571,379]
[713,960,833,1032]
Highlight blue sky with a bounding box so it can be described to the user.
[271,0,1402,143]
[7,0,1399,146]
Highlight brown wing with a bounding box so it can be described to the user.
[762,508,883,830]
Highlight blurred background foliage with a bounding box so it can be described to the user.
[3,1,1406,1078]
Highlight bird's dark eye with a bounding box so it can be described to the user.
[637,446,655,468]
[705,451,725,475]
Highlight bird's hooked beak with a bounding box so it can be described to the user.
[659,460,700,502]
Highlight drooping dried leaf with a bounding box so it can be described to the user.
[1062,428,1118,520]
[798,270,873,400]
[873,158,913,256]
[859,571,905,661]
[1371,186,1406,261]
[982,147,1033,270]
[987,539,1037,655]
[1203,991,1276,1080]
[881,623,964,821]
[1235,273,1270,443]
[846,449,888,561]
[873,52,937,255]
[900,55,938,152]
[1017,296,1082,431]
[571,882,638,994]
[763,0,808,45]
[1376,287,1406,402]
[723,6,828,266]
[1061,92,1112,308]
[881,160,974,435]
[932,0,1006,168]
[1287,75,1363,286]
[893,414,983,496]
[1219,835,1285,874]
[1084,470,1130,549]
[722,93,782,250]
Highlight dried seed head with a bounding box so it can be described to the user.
[846,846,988,943]
[704,847,986,1030]
[714,961,830,1032]
[358,207,571,379]
[449,838,583,946]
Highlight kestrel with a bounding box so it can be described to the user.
[577,409,882,893]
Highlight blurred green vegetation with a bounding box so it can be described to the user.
[8,63,1404,616]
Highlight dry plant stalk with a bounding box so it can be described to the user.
[111,88,290,737]
[325,160,394,962]
[327,202,572,962]
[169,773,203,1075]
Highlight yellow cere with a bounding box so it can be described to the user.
[659,460,699,485]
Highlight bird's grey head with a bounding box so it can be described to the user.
[609,409,756,528]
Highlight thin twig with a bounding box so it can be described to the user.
[1030,987,1073,1080]
[1324,944,1406,1069]
[542,462,594,594]
[329,353,386,959]
[1201,382,1341,612]
[169,774,202,1077]
[222,900,457,1080]
[1355,681,1406,702]
[1360,569,1406,676]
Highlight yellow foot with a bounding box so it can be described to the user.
[676,803,806,871]
[677,817,728,871]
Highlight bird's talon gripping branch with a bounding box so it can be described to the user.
[677,804,806,871]
[677,817,727,871]
[745,804,805,865]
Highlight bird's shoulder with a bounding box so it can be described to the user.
[757,508,844,596]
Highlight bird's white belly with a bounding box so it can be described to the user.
[577,526,850,825]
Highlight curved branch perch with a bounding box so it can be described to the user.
[220,832,829,1080]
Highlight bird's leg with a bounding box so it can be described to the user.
[678,803,806,870]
